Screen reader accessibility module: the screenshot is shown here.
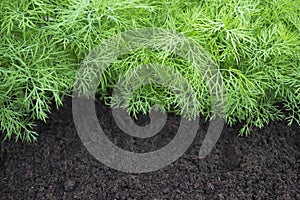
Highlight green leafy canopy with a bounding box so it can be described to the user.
[0,0,299,141]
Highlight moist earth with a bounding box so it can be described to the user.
[0,97,299,199]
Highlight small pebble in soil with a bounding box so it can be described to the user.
[162,188,169,194]
[63,179,76,192]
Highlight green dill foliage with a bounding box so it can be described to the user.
[0,0,299,141]
[0,0,76,141]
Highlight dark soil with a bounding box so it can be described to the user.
[0,97,299,199]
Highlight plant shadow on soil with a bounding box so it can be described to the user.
[0,97,299,199]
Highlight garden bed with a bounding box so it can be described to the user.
[0,97,299,199]
[1,0,300,198]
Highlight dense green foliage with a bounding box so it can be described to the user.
[1,0,299,141]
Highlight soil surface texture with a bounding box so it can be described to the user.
[0,97,299,199]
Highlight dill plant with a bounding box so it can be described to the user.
[0,0,299,141]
